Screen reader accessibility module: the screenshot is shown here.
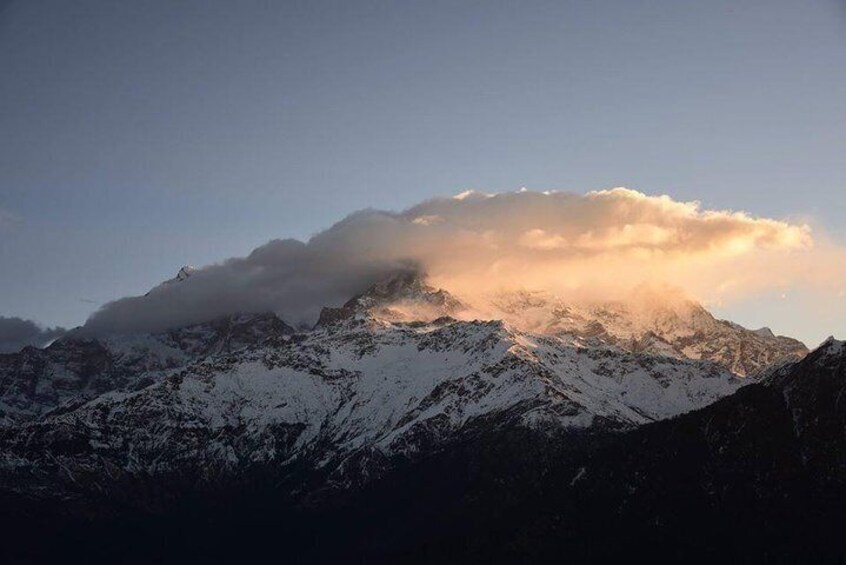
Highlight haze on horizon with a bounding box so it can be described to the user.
[1,0,844,349]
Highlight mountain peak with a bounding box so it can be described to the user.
[346,273,465,322]
[816,336,844,357]
[174,265,195,282]
[315,273,467,329]
[752,326,776,339]
[160,265,196,286]
[144,265,196,297]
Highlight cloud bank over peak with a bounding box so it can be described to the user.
[82,188,834,336]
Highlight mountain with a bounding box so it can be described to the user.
[0,313,294,424]
[483,287,807,376]
[0,272,830,563]
[0,279,741,502]
[0,327,841,563]
[319,276,806,376]
[301,336,845,563]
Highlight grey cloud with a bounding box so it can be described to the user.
[83,218,421,336]
[0,317,66,353]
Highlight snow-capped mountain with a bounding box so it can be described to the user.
[0,270,839,563]
[0,272,812,504]
[0,322,840,563]
[275,336,844,564]
[0,274,749,498]
[320,274,806,377]
[480,287,807,376]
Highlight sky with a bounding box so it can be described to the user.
[0,0,844,346]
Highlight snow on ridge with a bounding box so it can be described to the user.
[0,273,802,496]
[0,315,744,488]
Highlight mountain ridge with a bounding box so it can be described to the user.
[0,272,807,433]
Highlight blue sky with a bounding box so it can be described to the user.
[0,0,844,344]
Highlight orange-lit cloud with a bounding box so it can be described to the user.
[399,188,816,303]
[84,188,840,336]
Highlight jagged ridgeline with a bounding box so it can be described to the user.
[0,271,840,563]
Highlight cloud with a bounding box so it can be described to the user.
[83,187,834,335]
[0,317,66,353]
[83,233,419,335]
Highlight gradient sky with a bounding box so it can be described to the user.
[1,0,844,345]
